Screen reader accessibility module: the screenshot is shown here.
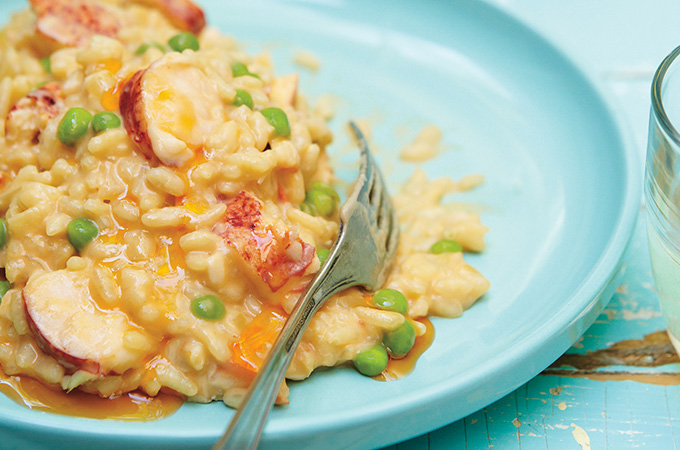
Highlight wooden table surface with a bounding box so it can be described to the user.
[387,1,680,448]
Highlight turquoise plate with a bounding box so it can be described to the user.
[0,0,640,448]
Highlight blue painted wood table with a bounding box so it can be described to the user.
[388,1,680,448]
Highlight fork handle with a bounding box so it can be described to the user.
[214,253,357,450]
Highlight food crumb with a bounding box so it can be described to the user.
[512,418,521,428]
[557,401,567,410]
[400,124,442,162]
[293,50,321,71]
[314,94,338,120]
[458,174,485,191]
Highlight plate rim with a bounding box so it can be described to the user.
[0,0,642,448]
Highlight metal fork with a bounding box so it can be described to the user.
[215,121,399,450]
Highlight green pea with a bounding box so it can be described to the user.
[353,344,388,377]
[300,201,315,216]
[191,295,226,321]
[311,181,339,202]
[430,239,463,254]
[317,248,330,265]
[135,41,166,55]
[303,189,335,218]
[0,218,8,249]
[383,320,416,358]
[57,107,92,146]
[261,107,291,137]
[168,32,199,52]
[40,57,51,74]
[301,182,337,217]
[67,218,98,252]
[231,61,260,79]
[233,89,254,109]
[0,281,10,300]
[371,288,408,315]
[91,112,121,133]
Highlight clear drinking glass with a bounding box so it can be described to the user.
[646,45,680,353]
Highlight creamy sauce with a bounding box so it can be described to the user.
[0,371,183,420]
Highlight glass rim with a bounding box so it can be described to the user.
[652,44,680,148]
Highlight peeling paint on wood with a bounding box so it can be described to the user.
[547,330,679,371]
[549,386,562,395]
[571,423,591,450]
[544,371,680,386]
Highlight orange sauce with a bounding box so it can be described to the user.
[180,197,210,215]
[377,318,435,381]
[231,306,288,373]
[155,234,186,289]
[0,319,432,419]
[0,372,183,420]
[96,58,123,75]
[180,148,209,180]
[101,73,132,111]
[101,87,121,112]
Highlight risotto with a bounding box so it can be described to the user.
[0,0,489,408]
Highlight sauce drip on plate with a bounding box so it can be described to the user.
[0,371,183,420]
[377,318,435,381]
[0,319,434,416]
